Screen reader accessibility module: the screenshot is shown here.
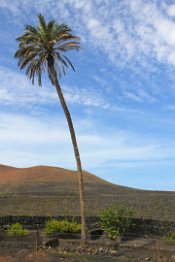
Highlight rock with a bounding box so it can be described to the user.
[2,224,10,230]
[104,249,109,254]
[16,249,28,258]
[117,255,129,262]
[162,257,168,262]
[154,256,168,262]
[109,249,118,255]
[93,249,98,255]
[90,229,104,240]
[45,238,59,248]
[145,257,150,261]
[98,247,103,252]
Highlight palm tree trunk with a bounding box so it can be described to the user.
[51,67,87,245]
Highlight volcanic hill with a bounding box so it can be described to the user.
[0,164,175,219]
[0,164,133,196]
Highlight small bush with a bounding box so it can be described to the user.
[169,231,175,240]
[7,223,29,237]
[100,205,135,239]
[44,219,81,236]
[162,231,175,243]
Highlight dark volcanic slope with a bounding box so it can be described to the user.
[0,164,175,219]
[0,164,134,196]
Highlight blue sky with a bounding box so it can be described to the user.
[1,0,175,190]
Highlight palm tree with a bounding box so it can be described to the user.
[15,14,87,245]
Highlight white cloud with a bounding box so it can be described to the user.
[0,113,68,144]
[129,1,175,67]
[0,66,56,105]
[164,104,175,111]
[137,89,157,103]
[167,5,175,17]
[123,91,143,102]
[0,66,115,110]
[0,112,75,167]
[2,0,175,106]
[2,0,175,68]
[63,85,113,109]
[1,112,175,171]
[0,0,20,15]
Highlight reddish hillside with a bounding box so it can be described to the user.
[0,164,132,196]
[0,164,175,220]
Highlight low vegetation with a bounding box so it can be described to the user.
[100,205,135,239]
[7,223,29,237]
[162,230,175,244]
[44,219,81,236]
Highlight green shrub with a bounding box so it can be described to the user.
[100,205,135,239]
[7,223,29,237]
[162,231,175,243]
[169,231,175,240]
[44,219,81,236]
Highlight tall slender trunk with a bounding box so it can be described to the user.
[51,66,87,245]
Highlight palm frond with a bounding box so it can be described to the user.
[54,52,68,68]
[56,41,80,52]
[47,19,55,32]
[38,14,47,32]
[62,65,66,76]
[63,55,75,71]
[15,14,80,85]
[25,25,38,35]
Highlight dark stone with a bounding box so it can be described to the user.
[45,238,59,248]
[90,229,104,240]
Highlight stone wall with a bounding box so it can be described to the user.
[0,216,175,237]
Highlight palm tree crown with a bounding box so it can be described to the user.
[15,14,80,86]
